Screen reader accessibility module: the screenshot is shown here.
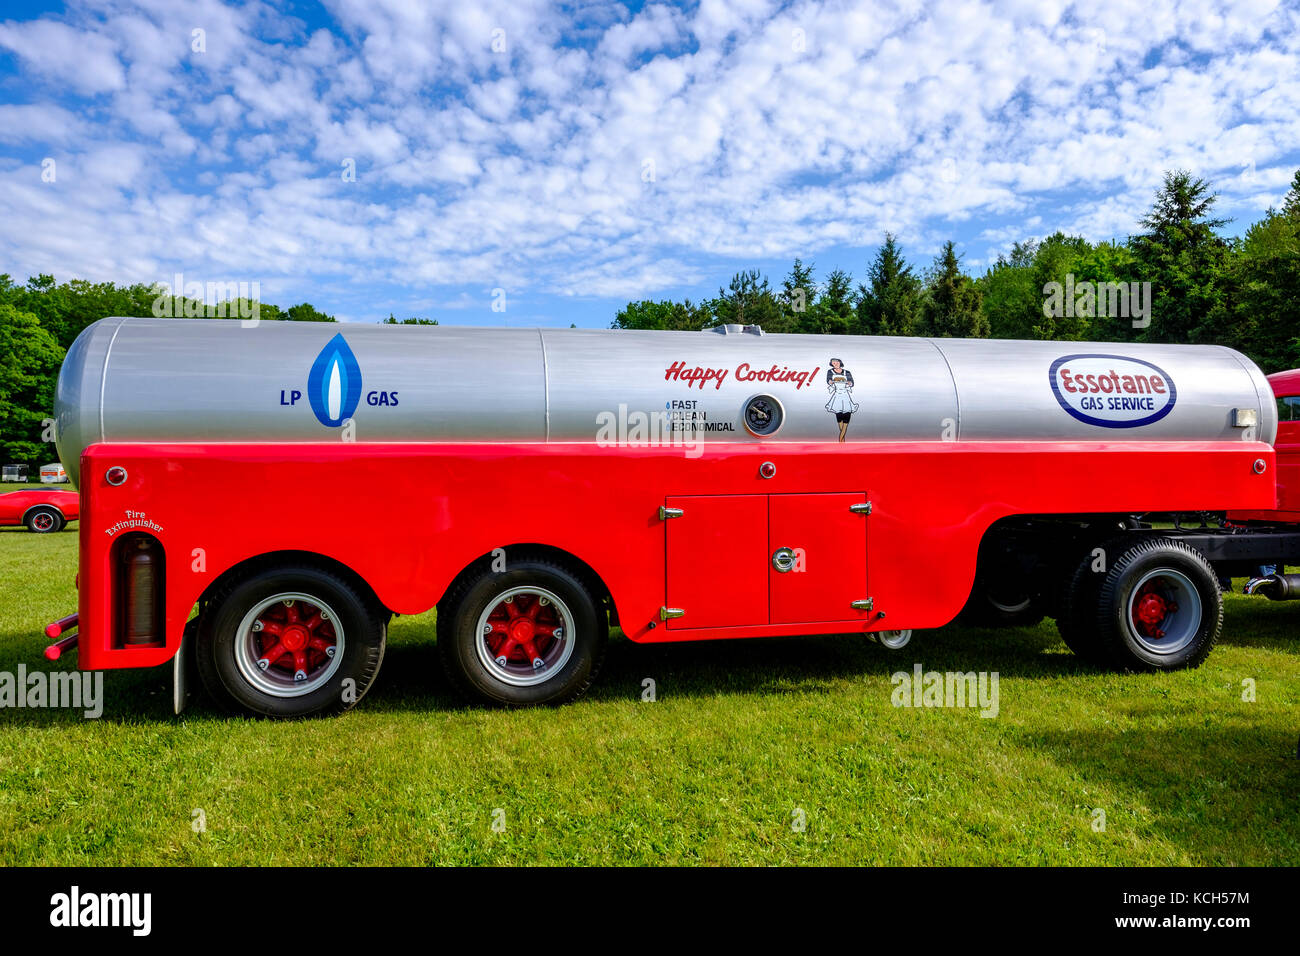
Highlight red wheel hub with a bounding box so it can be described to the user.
[253,600,337,676]
[1132,580,1178,638]
[485,594,562,665]
[281,624,310,652]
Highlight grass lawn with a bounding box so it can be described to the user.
[0,523,1297,866]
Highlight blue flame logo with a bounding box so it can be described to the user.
[308,334,363,427]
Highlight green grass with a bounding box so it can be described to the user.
[1,524,1297,865]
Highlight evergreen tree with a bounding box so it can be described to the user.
[1201,171,1300,372]
[803,267,853,334]
[779,257,816,328]
[1130,169,1232,345]
[1284,169,1300,220]
[712,270,783,331]
[921,241,988,338]
[856,233,921,336]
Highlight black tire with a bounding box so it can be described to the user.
[25,507,64,534]
[1091,537,1221,672]
[196,565,387,718]
[438,554,606,706]
[1056,550,1109,665]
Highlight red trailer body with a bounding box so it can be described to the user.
[74,439,1273,673]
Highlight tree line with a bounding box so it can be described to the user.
[615,169,1300,377]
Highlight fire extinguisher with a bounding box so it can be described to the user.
[120,535,163,647]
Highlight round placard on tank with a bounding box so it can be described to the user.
[743,394,785,437]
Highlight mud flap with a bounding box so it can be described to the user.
[173,620,198,715]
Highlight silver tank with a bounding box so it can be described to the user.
[55,317,1277,487]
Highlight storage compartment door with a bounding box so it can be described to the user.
[664,495,769,630]
[769,493,869,625]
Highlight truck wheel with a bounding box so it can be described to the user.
[439,555,606,706]
[1056,552,1108,665]
[1092,538,1221,672]
[196,565,387,718]
[25,507,64,533]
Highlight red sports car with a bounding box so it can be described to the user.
[0,488,79,533]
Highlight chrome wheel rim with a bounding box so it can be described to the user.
[1126,569,1202,655]
[234,592,344,697]
[474,586,575,687]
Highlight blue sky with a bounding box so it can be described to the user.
[0,0,1297,327]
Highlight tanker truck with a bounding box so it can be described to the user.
[38,317,1291,717]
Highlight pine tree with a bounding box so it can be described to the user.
[1284,169,1300,221]
[1130,169,1231,345]
[712,270,784,331]
[921,241,987,338]
[856,233,921,336]
[804,268,853,334]
[780,258,816,323]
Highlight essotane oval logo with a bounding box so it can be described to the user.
[1049,354,1177,428]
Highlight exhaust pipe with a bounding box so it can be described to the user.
[1244,573,1300,601]
[43,612,79,660]
[868,629,913,649]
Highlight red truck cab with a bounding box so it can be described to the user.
[1231,369,1300,522]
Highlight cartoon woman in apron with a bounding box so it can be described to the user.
[825,358,858,442]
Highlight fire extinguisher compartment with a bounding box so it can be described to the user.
[111,532,165,649]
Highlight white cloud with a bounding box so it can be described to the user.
[0,0,1296,316]
[0,18,124,94]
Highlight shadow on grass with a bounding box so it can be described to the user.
[1216,596,1300,652]
[0,619,1096,726]
[0,599,1294,725]
[1020,725,1300,864]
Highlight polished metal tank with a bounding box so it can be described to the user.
[54,317,1277,486]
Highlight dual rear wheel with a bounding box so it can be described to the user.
[1056,537,1221,671]
[195,555,606,717]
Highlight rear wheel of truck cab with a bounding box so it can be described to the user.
[439,557,606,706]
[196,566,387,718]
[1092,538,1221,672]
[25,507,64,533]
